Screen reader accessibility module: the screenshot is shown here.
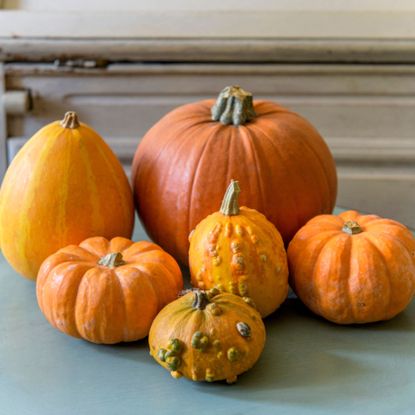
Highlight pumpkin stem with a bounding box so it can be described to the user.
[192,290,210,310]
[211,85,256,126]
[220,180,240,216]
[98,252,126,268]
[342,220,363,235]
[61,111,80,129]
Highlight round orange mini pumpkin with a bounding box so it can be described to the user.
[189,180,289,317]
[132,85,337,265]
[36,236,183,344]
[0,111,134,279]
[288,210,415,324]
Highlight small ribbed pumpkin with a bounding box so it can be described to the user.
[36,236,183,344]
[132,85,337,265]
[189,180,289,317]
[288,210,415,324]
[149,289,265,383]
[0,112,134,279]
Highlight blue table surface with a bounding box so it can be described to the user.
[1,210,415,415]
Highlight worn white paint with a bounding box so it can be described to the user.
[2,38,415,63]
[4,0,415,11]
[0,10,414,39]
[0,64,6,178]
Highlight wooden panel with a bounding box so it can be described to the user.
[338,170,415,230]
[4,62,415,228]
[2,39,415,63]
[0,64,7,178]
[5,63,415,139]
[1,4,415,63]
[5,0,415,12]
[1,10,415,39]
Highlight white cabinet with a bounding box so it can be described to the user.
[1,4,414,227]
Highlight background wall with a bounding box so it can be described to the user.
[3,0,415,10]
[0,1,414,228]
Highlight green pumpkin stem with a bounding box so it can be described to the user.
[220,180,240,216]
[61,111,80,129]
[211,85,256,126]
[342,220,363,235]
[192,291,210,310]
[98,252,126,268]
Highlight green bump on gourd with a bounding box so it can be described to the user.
[207,287,220,299]
[208,303,223,316]
[205,369,215,382]
[168,338,182,353]
[165,350,177,359]
[191,331,202,348]
[191,331,209,351]
[227,347,240,362]
[157,348,167,362]
[166,356,181,371]
[199,336,209,350]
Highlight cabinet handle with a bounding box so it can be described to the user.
[4,90,30,115]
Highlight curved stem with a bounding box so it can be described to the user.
[98,252,126,268]
[342,220,363,235]
[211,85,256,126]
[61,111,80,129]
[192,291,210,310]
[220,180,240,216]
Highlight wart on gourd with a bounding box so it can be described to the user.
[207,303,223,316]
[191,331,210,351]
[227,347,240,362]
[236,322,251,338]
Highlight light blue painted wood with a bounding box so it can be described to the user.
[1,212,415,415]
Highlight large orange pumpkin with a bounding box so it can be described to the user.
[0,112,134,279]
[288,210,415,324]
[36,236,183,344]
[132,85,337,265]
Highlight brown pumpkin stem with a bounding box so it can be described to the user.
[342,220,363,235]
[211,85,256,126]
[192,291,210,310]
[220,180,240,216]
[98,252,126,268]
[61,111,80,129]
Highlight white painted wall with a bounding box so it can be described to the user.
[3,0,415,11]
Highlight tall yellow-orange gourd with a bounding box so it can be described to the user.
[0,112,134,279]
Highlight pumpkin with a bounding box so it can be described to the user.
[287,210,415,324]
[36,236,183,344]
[132,85,337,265]
[0,112,134,279]
[189,180,288,317]
[149,288,265,383]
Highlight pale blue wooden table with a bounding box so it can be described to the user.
[1,212,415,415]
